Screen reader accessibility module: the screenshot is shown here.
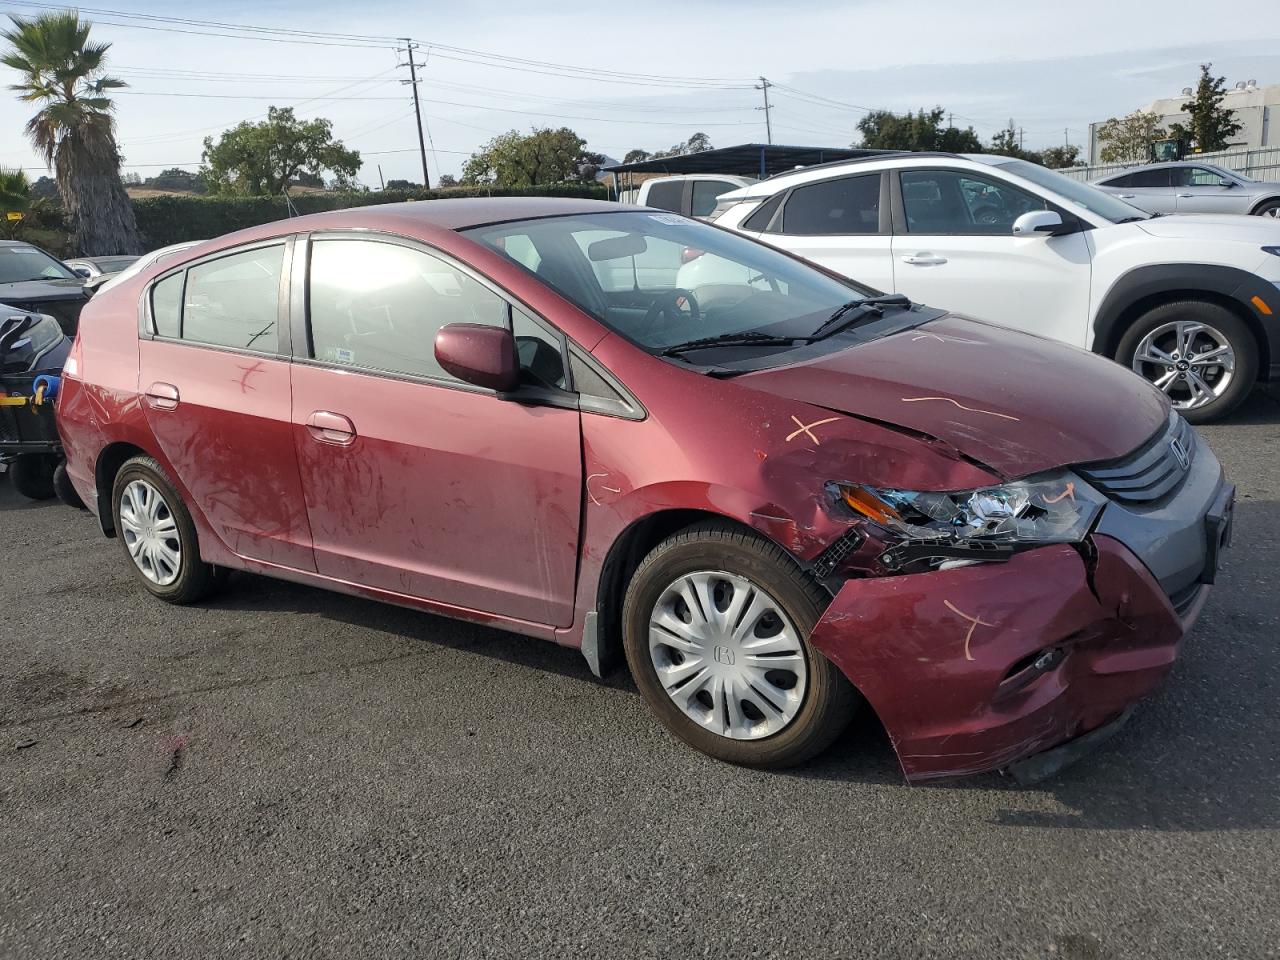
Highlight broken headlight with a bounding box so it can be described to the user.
[834,473,1105,545]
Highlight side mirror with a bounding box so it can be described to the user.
[434,323,518,393]
[1012,210,1064,236]
[1219,178,1235,188]
[72,267,92,279]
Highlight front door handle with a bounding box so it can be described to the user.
[305,410,356,446]
[144,382,180,411]
[901,254,948,266]
[1117,193,1137,199]
[1176,193,1194,198]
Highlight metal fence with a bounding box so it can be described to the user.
[1056,146,1280,182]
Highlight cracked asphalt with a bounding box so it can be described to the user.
[2,389,1278,960]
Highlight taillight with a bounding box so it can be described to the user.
[681,247,704,265]
[63,333,83,379]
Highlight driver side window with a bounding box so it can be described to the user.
[901,170,1048,234]
[307,238,507,382]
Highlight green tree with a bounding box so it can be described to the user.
[856,107,982,152]
[0,166,30,238]
[1039,144,1081,169]
[1172,64,1243,152]
[623,148,651,164]
[436,174,458,188]
[987,121,1042,162]
[1,11,140,254]
[145,167,205,193]
[201,106,361,196]
[1097,111,1167,164]
[652,132,713,159]
[462,127,598,187]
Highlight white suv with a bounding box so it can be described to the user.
[699,153,1280,421]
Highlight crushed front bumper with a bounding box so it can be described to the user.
[809,534,1214,782]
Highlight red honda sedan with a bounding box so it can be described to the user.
[57,198,1234,781]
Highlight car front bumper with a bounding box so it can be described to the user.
[809,530,1223,782]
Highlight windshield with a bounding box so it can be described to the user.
[986,158,1153,223]
[0,244,78,283]
[463,211,875,353]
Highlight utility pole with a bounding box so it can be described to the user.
[399,38,431,189]
[1018,127,1025,151]
[377,164,386,190]
[755,76,773,145]
[1064,127,1070,147]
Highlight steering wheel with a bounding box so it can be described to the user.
[640,288,700,339]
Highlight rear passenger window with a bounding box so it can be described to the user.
[781,175,880,235]
[691,180,731,217]
[644,181,684,213]
[308,238,507,382]
[151,273,183,338]
[1128,168,1171,188]
[182,245,285,350]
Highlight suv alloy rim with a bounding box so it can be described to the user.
[1131,320,1236,411]
[648,571,808,740]
[119,479,182,586]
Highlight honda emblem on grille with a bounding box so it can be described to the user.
[1169,437,1190,471]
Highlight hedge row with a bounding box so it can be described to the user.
[133,183,608,248]
[29,183,609,253]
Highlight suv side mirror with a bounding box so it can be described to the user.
[1012,210,1064,236]
[1219,177,1235,188]
[435,323,519,392]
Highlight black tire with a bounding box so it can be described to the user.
[1116,300,1257,424]
[110,455,221,604]
[1251,198,1280,218]
[8,453,56,500]
[622,521,858,768]
[52,461,84,509]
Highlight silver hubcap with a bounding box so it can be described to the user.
[1262,206,1279,218]
[118,479,182,586]
[1131,320,1236,411]
[648,571,808,740]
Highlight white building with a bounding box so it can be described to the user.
[1088,79,1278,164]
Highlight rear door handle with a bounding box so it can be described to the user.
[144,382,179,411]
[1117,193,1137,199]
[901,254,948,266]
[305,410,356,446]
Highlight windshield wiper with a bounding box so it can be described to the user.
[662,331,804,357]
[808,293,912,341]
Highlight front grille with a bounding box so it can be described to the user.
[1077,413,1195,506]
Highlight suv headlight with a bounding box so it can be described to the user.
[833,472,1105,545]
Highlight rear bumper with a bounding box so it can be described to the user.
[809,535,1208,782]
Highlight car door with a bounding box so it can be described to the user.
[744,172,896,293]
[287,233,583,628]
[1173,166,1253,215]
[137,238,316,571]
[889,167,1093,346]
[1106,167,1177,214]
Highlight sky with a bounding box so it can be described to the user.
[0,0,1277,187]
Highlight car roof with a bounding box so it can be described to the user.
[298,196,626,231]
[727,151,1017,197]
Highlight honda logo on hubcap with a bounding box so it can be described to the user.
[713,644,736,666]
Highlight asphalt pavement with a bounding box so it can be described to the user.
[1,390,1277,960]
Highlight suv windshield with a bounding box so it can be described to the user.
[0,244,78,283]
[464,211,878,354]
[985,158,1153,223]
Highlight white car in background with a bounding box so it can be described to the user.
[689,152,1280,421]
[623,174,757,219]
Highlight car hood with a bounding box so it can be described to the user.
[1135,213,1280,243]
[0,278,87,301]
[735,314,1169,479]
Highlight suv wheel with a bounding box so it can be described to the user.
[1252,199,1280,218]
[1117,301,1257,423]
[111,456,221,604]
[622,521,857,768]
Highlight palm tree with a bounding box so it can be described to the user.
[2,12,140,255]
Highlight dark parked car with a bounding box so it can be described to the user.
[57,198,1233,781]
[0,240,89,335]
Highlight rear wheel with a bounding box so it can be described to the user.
[622,521,857,768]
[1117,301,1257,423]
[8,453,56,500]
[52,461,84,509]
[111,456,221,604]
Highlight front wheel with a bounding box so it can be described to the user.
[1117,301,1257,423]
[1251,199,1280,218]
[622,521,857,768]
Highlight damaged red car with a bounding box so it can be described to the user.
[57,198,1235,781]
